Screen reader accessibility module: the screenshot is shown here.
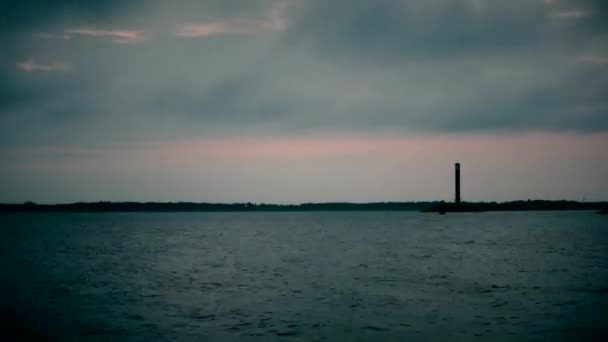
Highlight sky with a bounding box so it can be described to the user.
[1,0,608,203]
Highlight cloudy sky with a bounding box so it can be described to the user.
[1,0,607,203]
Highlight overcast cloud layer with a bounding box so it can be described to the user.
[2,0,608,146]
[1,0,608,202]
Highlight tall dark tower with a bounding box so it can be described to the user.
[455,162,461,204]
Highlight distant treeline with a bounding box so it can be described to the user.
[423,200,607,213]
[0,201,434,212]
[0,200,606,213]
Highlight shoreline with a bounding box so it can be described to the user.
[1,200,606,213]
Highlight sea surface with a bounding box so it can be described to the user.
[0,211,607,341]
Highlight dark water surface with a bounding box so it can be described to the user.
[1,211,607,341]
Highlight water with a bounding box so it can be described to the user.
[1,211,607,341]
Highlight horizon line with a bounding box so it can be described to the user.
[2,199,607,206]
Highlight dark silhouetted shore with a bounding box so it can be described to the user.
[0,200,606,213]
[423,200,608,213]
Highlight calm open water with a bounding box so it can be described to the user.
[1,211,607,341]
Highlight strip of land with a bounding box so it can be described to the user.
[423,201,607,213]
[0,201,606,213]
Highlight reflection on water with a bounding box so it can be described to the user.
[1,211,607,341]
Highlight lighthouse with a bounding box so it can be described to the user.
[455,162,461,204]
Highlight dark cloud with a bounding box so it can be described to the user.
[0,1,131,40]
[573,0,608,30]
[283,0,553,63]
[1,0,608,148]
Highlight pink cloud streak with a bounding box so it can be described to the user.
[64,28,145,44]
[582,55,608,65]
[16,59,72,72]
[176,18,284,37]
[549,10,587,18]
[176,2,286,38]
